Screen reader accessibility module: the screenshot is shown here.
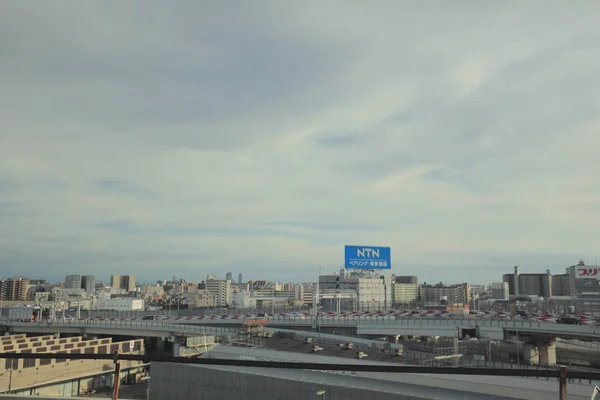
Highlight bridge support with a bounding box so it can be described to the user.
[173,336,182,357]
[522,341,556,366]
[538,341,557,365]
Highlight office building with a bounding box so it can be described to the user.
[226,272,233,281]
[551,274,571,297]
[319,273,392,311]
[81,275,96,294]
[110,275,136,292]
[238,273,243,284]
[392,283,420,305]
[0,277,30,301]
[566,261,600,314]
[205,279,231,307]
[65,275,82,290]
[421,283,470,305]
[490,282,509,300]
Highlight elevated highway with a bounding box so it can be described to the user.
[128,315,600,342]
[4,317,600,341]
[0,320,237,338]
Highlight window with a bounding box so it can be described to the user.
[55,352,66,363]
[51,345,60,351]
[39,358,51,366]
[4,355,18,370]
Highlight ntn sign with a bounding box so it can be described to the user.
[344,245,391,269]
[576,267,600,279]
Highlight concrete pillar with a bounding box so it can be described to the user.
[538,342,557,365]
[522,344,539,364]
[172,336,182,357]
[155,337,165,353]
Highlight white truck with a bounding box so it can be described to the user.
[8,306,35,322]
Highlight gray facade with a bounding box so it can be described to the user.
[65,275,82,290]
[81,275,95,294]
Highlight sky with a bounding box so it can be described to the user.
[1,2,600,285]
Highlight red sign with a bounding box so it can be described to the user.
[576,267,600,279]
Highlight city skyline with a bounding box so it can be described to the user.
[2,3,600,284]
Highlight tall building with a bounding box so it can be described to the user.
[0,277,30,301]
[226,272,233,281]
[65,274,82,290]
[110,275,136,292]
[238,273,243,284]
[81,275,96,294]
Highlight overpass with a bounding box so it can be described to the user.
[3,317,600,365]
[0,320,237,338]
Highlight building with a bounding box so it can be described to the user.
[226,272,233,281]
[0,333,144,393]
[81,275,96,294]
[566,261,600,314]
[0,277,30,301]
[96,298,144,311]
[420,283,470,305]
[394,276,418,284]
[52,288,87,302]
[551,274,570,297]
[205,279,231,307]
[183,290,215,308]
[490,282,509,300]
[392,283,419,305]
[319,272,392,311]
[503,266,552,297]
[110,274,136,292]
[64,275,82,290]
[238,273,243,284]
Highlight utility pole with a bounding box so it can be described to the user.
[558,365,567,400]
[112,351,121,400]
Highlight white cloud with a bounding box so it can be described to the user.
[1,1,600,283]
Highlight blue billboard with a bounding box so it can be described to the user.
[344,245,391,269]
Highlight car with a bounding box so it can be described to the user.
[556,317,582,325]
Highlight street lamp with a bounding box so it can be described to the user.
[316,390,326,399]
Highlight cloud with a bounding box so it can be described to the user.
[1,2,600,283]
[92,180,158,199]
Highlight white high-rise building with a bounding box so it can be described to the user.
[205,279,231,307]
